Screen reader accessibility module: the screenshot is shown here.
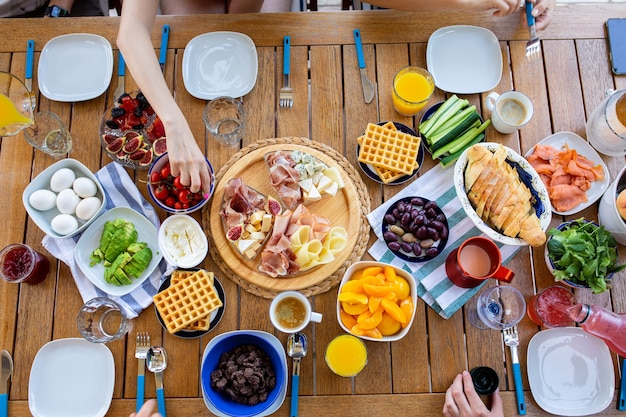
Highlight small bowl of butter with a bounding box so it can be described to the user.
[158,214,208,268]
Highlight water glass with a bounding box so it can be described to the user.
[467,286,526,330]
[203,97,244,147]
[77,297,131,343]
[24,111,73,157]
[527,285,576,328]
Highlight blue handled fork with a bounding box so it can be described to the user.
[503,326,526,415]
[524,1,541,61]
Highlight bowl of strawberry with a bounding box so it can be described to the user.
[147,153,215,214]
[100,91,167,169]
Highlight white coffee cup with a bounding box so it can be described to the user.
[269,291,322,333]
[486,91,533,134]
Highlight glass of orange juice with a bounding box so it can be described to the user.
[0,71,34,137]
[392,66,435,116]
[325,334,367,377]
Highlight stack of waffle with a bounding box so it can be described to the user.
[357,122,421,184]
[153,269,223,333]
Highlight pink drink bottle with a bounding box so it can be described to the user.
[567,303,626,357]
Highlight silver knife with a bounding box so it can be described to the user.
[159,24,170,73]
[353,29,375,104]
[113,51,125,101]
[1,350,13,417]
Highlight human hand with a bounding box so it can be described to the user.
[523,0,556,31]
[483,0,520,17]
[130,399,162,417]
[443,371,504,417]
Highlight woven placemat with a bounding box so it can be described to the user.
[202,137,371,299]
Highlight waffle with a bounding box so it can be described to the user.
[369,122,411,183]
[154,269,222,334]
[169,270,213,331]
[358,123,420,178]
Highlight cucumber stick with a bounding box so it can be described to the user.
[430,112,481,152]
[427,106,478,145]
[431,120,491,159]
[439,134,486,167]
[419,96,466,137]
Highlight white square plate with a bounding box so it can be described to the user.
[524,131,610,215]
[74,206,162,297]
[427,26,502,94]
[527,327,614,416]
[29,338,114,417]
[182,31,258,100]
[39,34,113,102]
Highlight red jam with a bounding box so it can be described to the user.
[0,244,50,284]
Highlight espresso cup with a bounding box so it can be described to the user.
[269,291,322,333]
[486,91,533,134]
[445,236,514,288]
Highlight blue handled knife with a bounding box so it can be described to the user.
[159,24,170,73]
[0,350,13,417]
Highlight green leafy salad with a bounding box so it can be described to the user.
[547,218,626,294]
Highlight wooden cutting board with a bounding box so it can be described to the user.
[205,138,369,298]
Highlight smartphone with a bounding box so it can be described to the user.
[607,18,626,75]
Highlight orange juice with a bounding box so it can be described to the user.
[0,92,32,133]
[392,67,434,116]
[325,334,367,377]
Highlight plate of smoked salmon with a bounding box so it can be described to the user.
[525,132,609,215]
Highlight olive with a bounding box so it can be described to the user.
[426,208,437,219]
[401,212,411,225]
[410,209,419,220]
[397,202,406,212]
[413,243,423,256]
[425,247,439,257]
[384,214,396,224]
[416,226,428,239]
[425,201,438,210]
[414,214,425,226]
[430,220,445,231]
[440,226,449,240]
[384,231,399,242]
[401,242,413,253]
[392,208,400,219]
[427,227,439,241]
[388,241,401,251]
[420,239,434,249]
[436,214,446,223]
[411,197,424,206]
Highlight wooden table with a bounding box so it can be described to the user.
[2,6,626,416]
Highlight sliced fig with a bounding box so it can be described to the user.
[138,149,153,166]
[102,134,118,145]
[152,137,167,156]
[124,131,141,140]
[129,148,148,162]
[105,136,126,153]
[265,196,282,216]
[226,224,244,242]
[122,134,144,154]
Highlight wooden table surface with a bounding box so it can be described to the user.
[2,6,626,416]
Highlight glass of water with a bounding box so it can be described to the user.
[77,297,131,343]
[467,286,526,330]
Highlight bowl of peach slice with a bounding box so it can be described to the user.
[336,261,417,342]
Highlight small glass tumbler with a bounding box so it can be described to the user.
[467,286,526,330]
[0,243,50,285]
[77,297,131,343]
[392,66,435,116]
[470,366,499,395]
[527,286,576,328]
[24,111,73,157]
[325,334,368,377]
[203,97,245,147]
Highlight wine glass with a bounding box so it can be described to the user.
[467,285,526,330]
[0,71,34,137]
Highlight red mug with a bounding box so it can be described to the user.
[445,237,514,288]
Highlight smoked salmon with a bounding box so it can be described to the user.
[527,144,604,212]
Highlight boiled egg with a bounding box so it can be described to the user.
[56,188,80,214]
[75,196,101,221]
[29,189,57,211]
[49,168,76,192]
[51,213,78,235]
[73,177,97,198]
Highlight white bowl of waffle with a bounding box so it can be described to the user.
[153,268,225,338]
[453,142,552,247]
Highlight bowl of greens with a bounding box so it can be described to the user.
[545,218,626,294]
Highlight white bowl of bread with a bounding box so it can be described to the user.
[453,143,552,247]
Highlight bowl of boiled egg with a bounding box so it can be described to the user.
[22,159,106,238]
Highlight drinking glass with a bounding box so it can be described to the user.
[0,71,34,137]
[467,286,526,330]
[203,97,244,147]
[392,66,434,116]
[527,285,576,328]
[77,297,131,343]
[24,111,73,157]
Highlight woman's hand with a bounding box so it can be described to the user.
[130,399,162,417]
[524,0,556,31]
[443,371,504,417]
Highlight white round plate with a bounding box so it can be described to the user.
[527,327,614,416]
[453,142,552,246]
[524,131,610,215]
[183,32,258,100]
[74,206,163,297]
[426,25,502,94]
[38,34,113,102]
[29,338,114,417]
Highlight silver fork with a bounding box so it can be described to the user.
[503,326,526,415]
[524,0,541,62]
[135,332,150,413]
[279,36,293,109]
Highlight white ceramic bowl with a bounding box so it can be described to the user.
[453,142,552,246]
[599,165,626,246]
[22,158,106,238]
[336,261,417,342]
[158,215,208,268]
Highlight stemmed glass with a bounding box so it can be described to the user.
[0,71,34,137]
[467,285,526,330]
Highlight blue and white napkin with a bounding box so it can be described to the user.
[366,164,521,319]
[42,162,169,319]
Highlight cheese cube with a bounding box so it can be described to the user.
[298,178,314,193]
[324,181,339,196]
[323,166,345,189]
[261,214,273,232]
[316,175,333,192]
[304,185,321,203]
[249,210,266,225]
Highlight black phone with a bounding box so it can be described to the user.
[607,18,626,75]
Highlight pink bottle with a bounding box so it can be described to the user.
[568,303,626,357]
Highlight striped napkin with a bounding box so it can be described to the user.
[42,162,169,319]
[366,164,520,319]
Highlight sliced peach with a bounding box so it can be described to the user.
[381,299,407,324]
[341,301,368,315]
[377,312,402,336]
[363,283,394,297]
[340,309,358,329]
[399,298,414,328]
[338,292,368,305]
